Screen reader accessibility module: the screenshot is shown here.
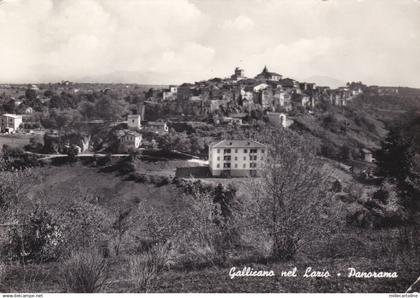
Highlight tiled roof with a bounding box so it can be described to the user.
[210,140,266,148]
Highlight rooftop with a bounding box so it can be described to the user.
[257,66,282,77]
[211,139,266,148]
[123,130,142,137]
[2,113,22,118]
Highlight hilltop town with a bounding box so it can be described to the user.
[0,66,399,167]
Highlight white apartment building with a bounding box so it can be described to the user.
[1,114,23,132]
[208,140,267,177]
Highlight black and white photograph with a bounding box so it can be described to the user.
[0,0,419,295]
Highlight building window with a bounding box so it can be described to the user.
[250,149,257,153]
[235,149,238,153]
[234,164,238,168]
[243,156,246,160]
[217,156,220,161]
[224,163,231,168]
[262,149,265,153]
[224,156,231,161]
[244,149,248,153]
[224,149,231,154]
[216,163,220,168]
[217,149,220,153]
[234,156,238,161]
[261,156,264,160]
[243,164,246,168]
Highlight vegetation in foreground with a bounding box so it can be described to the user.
[0,123,419,293]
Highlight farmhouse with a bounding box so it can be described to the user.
[0,114,23,133]
[208,140,267,177]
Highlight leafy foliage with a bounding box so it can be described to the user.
[7,206,63,262]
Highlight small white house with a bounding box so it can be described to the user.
[121,131,142,150]
[1,114,23,133]
[361,149,374,163]
[127,114,142,130]
[267,112,293,128]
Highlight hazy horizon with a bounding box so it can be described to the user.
[1,0,420,87]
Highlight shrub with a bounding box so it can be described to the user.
[95,155,111,167]
[7,206,63,263]
[129,242,170,292]
[154,176,170,187]
[60,200,112,253]
[0,262,5,290]
[117,160,135,175]
[59,250,109,293]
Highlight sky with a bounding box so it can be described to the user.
[0,0,420,87]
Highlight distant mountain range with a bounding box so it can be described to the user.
[80,71,168,85]
[79,71,348,89]
[303,75,346,89]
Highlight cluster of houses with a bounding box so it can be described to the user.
[0,69,380,178]
[119,114,169,151]
[143,67,367,129]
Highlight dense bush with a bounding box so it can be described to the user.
[7,206,63,262]
[129,243,170,292]
[60,200,112,253]
[59,250,109,293]
[0,146,43,171]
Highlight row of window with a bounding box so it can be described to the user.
[217,155,263,161]
[216,162,258,169]
[216,148,265,154]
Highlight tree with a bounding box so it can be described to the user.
[213,183,236,220]
[339,144,352,162]
[375,127,418,208]
[240,129,340,260]
[190,136,205,156]
[25,88,37,101]
[376,127,416,184]
[67,145,79,163]
[3,99,16,113]
[94,95,128,121]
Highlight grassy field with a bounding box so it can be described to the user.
[28,164,184,212]
[0,134,32,148]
